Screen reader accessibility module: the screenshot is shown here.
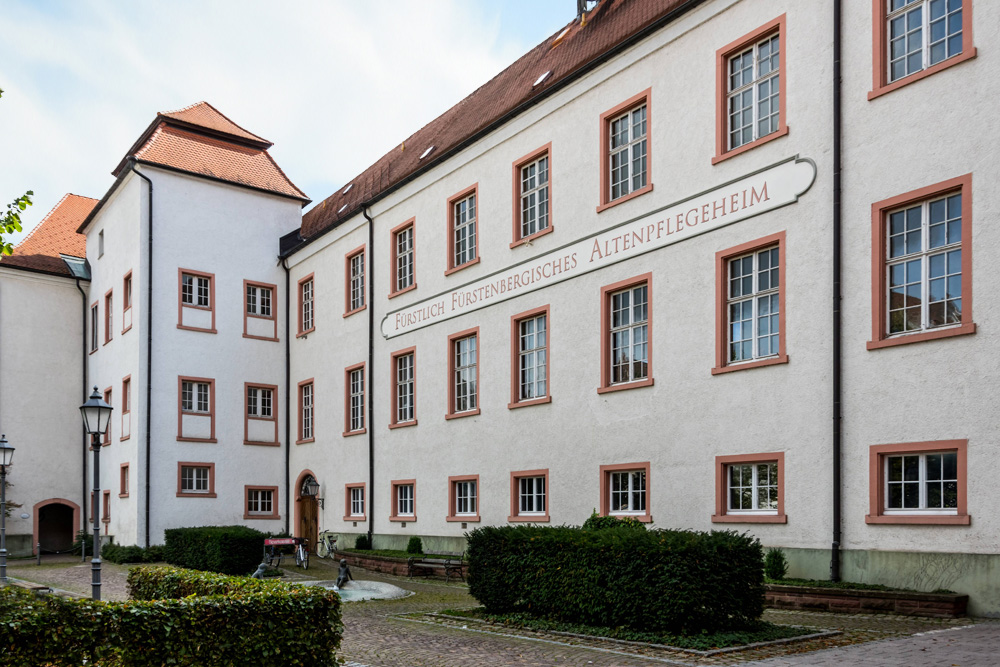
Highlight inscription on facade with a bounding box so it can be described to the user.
[382,156,815,338]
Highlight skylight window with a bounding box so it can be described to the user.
[342,184,353,195]
[338,204,348,214]
[533,71,552,87]
[419,146,435,160]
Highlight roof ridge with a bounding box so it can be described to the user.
[158,100,270,145]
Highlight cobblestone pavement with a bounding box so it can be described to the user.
[8,557,999,665]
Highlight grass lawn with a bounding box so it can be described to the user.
[440,607,814,651]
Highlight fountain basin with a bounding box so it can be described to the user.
[304,579,410,602]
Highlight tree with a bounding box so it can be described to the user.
[0,88,34,255]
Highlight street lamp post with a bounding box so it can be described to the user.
[79,387,113,601]
[0,434,15,584]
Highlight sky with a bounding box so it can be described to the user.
[0,0,574,243]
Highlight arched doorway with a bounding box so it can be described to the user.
[33,498,81,554]
[294,470,319,551]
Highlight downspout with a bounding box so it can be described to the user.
[281,258,291,535]
[831,0,843,582]
[76,278,89,556]
[129,160,154,548]
[362,205,375,547]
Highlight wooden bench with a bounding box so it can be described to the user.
[407,555,465,582]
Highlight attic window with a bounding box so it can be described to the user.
[533,71,552,87]
[419,146,435,160]
[338,204,348,214]
[342,184,353,195]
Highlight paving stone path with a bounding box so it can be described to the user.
[8,556,999,665]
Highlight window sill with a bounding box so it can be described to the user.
[176,437,217,444]
[388,420,418,430]
[596,183,653,214]
[119,493,129,498]
[597,378,654,395]
[446,408,481,421]
[177,324,217,334]
[866,514,970,525]
[243,334,279,342]
[243,513,281,520]
[120,435,130,442]
[606,513,653,523]
[712,513,787,524]
[867,323,976,350]
[389,516,416,523]
[121,325,132,335]
[508,396,551,410]
[510,225,554,249]
[103,338,112,347]
[507,514,550,523]
[446,515,481,523]
[343,305,367,319]
[246,313,276,322]
[342,428,367,438]
[445,257,481,277]
[388,284,417,300]
[712,355,788,375]
[89,348,98,356]
[712,126,789,165]
[343,515,367,522]
[295,438,315,445]
[243,440,280,447]
[177,492,218,499]
[868,49,977,101]
[296,328,316,339]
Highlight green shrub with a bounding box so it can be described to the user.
[164,525,266,575]
[406,536,424,554]
[467,525,764,634]
[102,542,164,564]
[0,567,343,667]
[764,547,789,580]
[581,510,648,531]
[354,533,372,550]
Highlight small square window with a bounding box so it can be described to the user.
[447,475,480,522]
[867,440,969,525]
[599,462,651,522]
[509,469,550,522]
[391,481,416,521]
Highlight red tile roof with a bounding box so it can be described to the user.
[1,194,96,276]
[108,102,307,206]
[299,0,691,243]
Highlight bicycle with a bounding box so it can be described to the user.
[315,531,338,559]
[294,537,309,570]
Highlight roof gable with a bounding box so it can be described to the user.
[1,194,96,276]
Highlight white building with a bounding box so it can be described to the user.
[3,0,999,614]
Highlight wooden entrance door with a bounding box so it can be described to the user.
[298,497,318,551]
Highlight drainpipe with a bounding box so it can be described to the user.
[361,205,375,547]
[281,257,291,535]
[76,278,89,559]
[129,160,154,549]
[831,0,843,582]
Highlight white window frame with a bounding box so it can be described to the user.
[518,476,546,516]
[301,279,314,331]
[181,381,210,414]
[180,466,210,494]
[884,451,959,515]
[396,484,414,517]
[455,480,477,516]
[395,226,414,292]
[608,104,647,201]
[247,386,273,419]
[301,383,314,440]
[609,285,648,385]
[726,462,779,514]
[727,33,780,151]
[518,314,547,401]
[182,273,211,308]
[90,304,99,352]
[350,486,365,517]
[727,246,780,363]
[396,353,415,423]
[609,470,646,515]
[453,335,478,413]
[519,156,549,239]
[246,284,272,317]
[886,0,964,84]
[885,193,963,336]
[349,251,365,312]
[453,194,477,267]
[349,367,365,432]
[247,488,273,515]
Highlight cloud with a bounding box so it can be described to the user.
[0,0,569,242]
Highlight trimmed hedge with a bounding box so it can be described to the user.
[467,525,764,634]
[164,524,266,575]
[102,542,164,564]
[581,510,648,531]
[0,566,342,667]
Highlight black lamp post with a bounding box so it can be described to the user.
[79,387,113,600]
[0,434,15,584]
